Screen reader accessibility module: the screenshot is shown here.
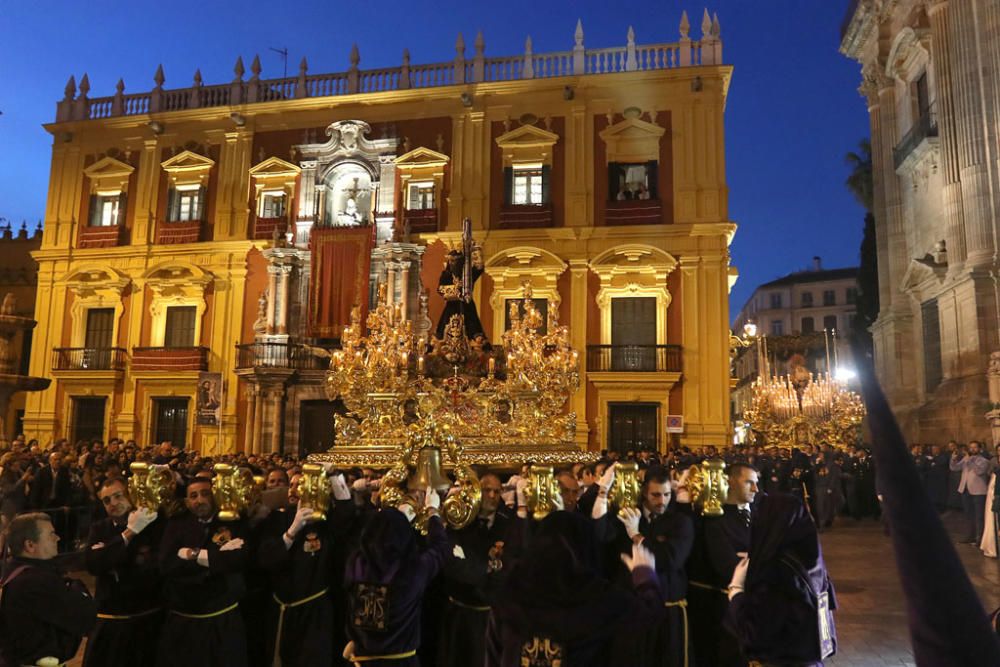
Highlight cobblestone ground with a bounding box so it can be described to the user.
[65,512,1000,666]
[822,512,1000,666]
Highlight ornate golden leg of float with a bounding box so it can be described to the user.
[524,465,561,521]
[299,463,331,521]
[688,459,729,517]
[610,462,641,516]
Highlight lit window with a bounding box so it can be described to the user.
[513,164,544,205]
[609,161,657,201]
[90,192,122,227]
[170,184,203,222]
[407,182,435,210]
[259,192,286,218]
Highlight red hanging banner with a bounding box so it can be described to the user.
[308,226,374,338]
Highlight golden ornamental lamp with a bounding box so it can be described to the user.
[688,459,729,517]
[298,463,331,521]
[610,462,641,514]
[128,461,176,512]
[524,465,561,521]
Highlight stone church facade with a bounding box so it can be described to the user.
[842,0,1000,443]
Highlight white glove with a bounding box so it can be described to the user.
[219,537,245,552]
[177,547,198,561]
[618,507,641,539]
[515,478,528,508]
[620,542,656,572]
[321,462,336,475]
[551,488,565,512]
[728,555,750,600]
[397,503,417,523]
[329,473,351,501]
[288,504,314,538]
[452,544,467,559]
[352,478,369,492]
[424,486,440,511]
[126,507,157,534]
[597,463,616,493]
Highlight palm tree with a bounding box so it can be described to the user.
[845,139,878,351]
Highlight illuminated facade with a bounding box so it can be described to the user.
[841,0,1000,443]
[25,12,736,454]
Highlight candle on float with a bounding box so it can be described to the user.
[417,355,425,375]
[488,357,496,375]
[400,351,408,369]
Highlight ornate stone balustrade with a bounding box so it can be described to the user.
[55,12,723,123]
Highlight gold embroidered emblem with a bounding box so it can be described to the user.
[353,583,389,631]
[520,636,563,667]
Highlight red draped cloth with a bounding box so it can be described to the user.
[308,226,374,338]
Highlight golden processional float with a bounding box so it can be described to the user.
[742,331,865,449]
[294,218,610,528]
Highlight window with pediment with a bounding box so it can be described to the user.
[495,124,557,207]
[83,156,134,228]
[161,150,215,223]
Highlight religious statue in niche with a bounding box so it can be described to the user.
[326,170,372,227]
[435,218,485,342]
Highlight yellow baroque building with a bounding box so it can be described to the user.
[24,14,737,455]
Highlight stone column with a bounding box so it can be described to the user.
[873,77,909,317]
[133,139,161,245]
[243,384,257,454]
[251,387,263,454]
[928,0,968,274]
[269,387,284,454]
[266,265,279,335]
[568,260,590,445]
[948,0,995,266]
[386,263,397,306]
[679,256,703,444]
[217,129,253,239]
[399,262,410,317]
[278,264,293,334]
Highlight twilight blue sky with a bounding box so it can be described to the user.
[0,1,869,317]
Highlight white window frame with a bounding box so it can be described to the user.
[512,163,544,205]
[258,189,286,218]
[92,189,122,227]
[406,181,435,210]
[174,183,201,222]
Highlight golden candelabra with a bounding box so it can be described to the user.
[315,282,591,469]
[745,369,865,449]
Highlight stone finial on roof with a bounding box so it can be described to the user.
[153,64,165,89]
[78,73,90,98]
[64,75,76,101]
[296,57,309,98]
[574,19,584,47]
[234,56,245,81]
[474,30,485,56]
[349,44,360,68]
[712,12,721,38]
[523,36,534,79]
[456,32,465,57]
[701,8,712,39]
[250,54,262,81]
[679,10,690,39]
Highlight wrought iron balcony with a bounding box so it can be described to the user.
[52,347,127,371]
[893,108,938,170]
[586,344,683,373]
[236,342,328,371]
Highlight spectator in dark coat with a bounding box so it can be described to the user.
[725,493,837,666]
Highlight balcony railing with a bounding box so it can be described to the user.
[52,347,127,371]
[402,209,439,234]
[497,203,554,229]
[586,344,683,373]
[57,16,724,123]
[155,219,202,244]
[252,217,287,240]
[605,199,662,226]
[893,108,938,169]
[78,224,125,249]
[132,346,209,371]
[236,342,329,371]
